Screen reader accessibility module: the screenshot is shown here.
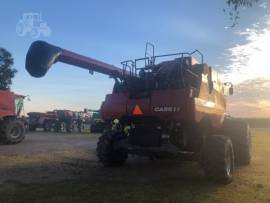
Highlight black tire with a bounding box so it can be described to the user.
[223,119,251,165]
[97,131,128,166]
[90,124,98,133]
[0,120,25,144]
[54,121,63,132]
[204,135,234,184]
[29,125,36,132]
[43,121,51,132]
[90,123,103,133]
[65,120,72,133]
[64,122,71,133]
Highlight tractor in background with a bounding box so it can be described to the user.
[87,109,106,133]
[28,109,74,132]
[27,111,56,132]
[76,109,106,133]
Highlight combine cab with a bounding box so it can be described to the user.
[0,90,26,144]
[25,41,251,183]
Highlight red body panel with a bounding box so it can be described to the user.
[101,89,195,122]
[0,90,16,118]
[101,93,127,119]
[101,87,224,129]
[151,89,194,121]
[194,98,225,128]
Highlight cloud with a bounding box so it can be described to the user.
[222,14,270,117]
[259,2,267,9]
[227,78,270,117]
[223,15,270,84]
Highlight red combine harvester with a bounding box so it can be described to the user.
[28,110,74,132]
[25,41,251,183]
[0,90,25,144]
[27,111,56,132]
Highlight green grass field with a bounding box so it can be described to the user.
[244,118,270,128]
[1,128,270,203]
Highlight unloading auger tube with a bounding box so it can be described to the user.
[25,41,128,79]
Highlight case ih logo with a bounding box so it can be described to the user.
[154,106,181,112]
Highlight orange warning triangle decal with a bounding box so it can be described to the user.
[133,105,143,115]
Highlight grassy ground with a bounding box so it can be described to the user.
[0,128,270,203]
[244,118,270,128]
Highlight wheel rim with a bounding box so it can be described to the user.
[225,149,233,177]
[10,126,22,139]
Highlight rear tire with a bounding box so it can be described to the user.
[54,121,64,132]
[29,125,36,132]
[43,120,51,132]
[97,131,128,166]
[91,122,104,133]
[204,135,234,184]
[0,120,25,144]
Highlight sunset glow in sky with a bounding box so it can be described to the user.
[224,11,270,117]
[225,14,270,84]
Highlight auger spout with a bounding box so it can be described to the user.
[25,41,126,78]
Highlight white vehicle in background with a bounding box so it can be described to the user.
[16,13,51,38]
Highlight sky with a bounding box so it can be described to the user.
[0,0,270,117]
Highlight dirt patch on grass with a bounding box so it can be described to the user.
[0,132,99,185]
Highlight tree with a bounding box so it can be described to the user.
[0,48,17,90]
[225,0,260,27]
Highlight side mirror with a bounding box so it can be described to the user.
[26,95,31,102]
[224,82,233,96]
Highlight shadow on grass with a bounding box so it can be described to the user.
[0,157,226,203]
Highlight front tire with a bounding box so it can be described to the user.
[29,125,36,132]
[90,122,104,133]
[43,120,51,132]
[223,118,251,166]
[204,135,234,184]
[0,120,25,144]
[97,131,128,166]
